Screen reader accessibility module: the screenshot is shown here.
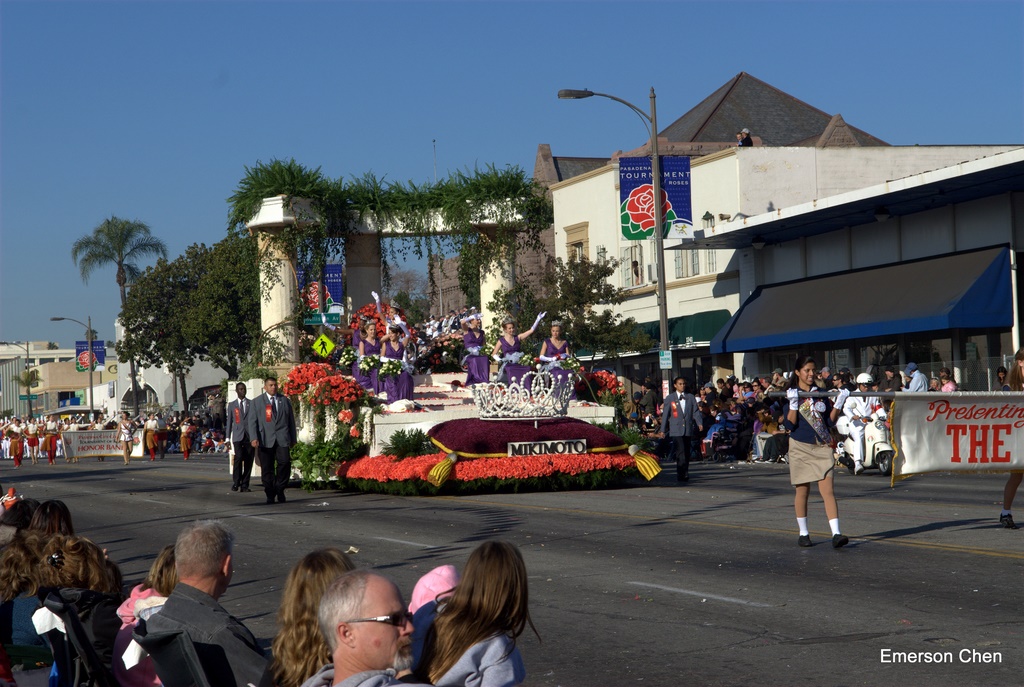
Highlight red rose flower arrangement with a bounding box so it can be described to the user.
[348,302,416,342]
[282,362,336,397]
[306,374,366,407]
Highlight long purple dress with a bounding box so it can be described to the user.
[544,338,576,399]
[464,330,489,386]
[500,336,532,386]
[382,340,414,401]
[351,328,363,381]
[357,337,381,394]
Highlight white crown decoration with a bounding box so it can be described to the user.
[471,370,574,419]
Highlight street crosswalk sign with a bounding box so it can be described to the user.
[313,334,336,358]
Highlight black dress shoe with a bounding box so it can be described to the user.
[832,534,849,548]
[266,497,275,504]
[230,485,238,492]
[798,535,812,547]
[240,487,251,492]
[277,493,287,503]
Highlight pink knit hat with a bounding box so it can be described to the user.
[409,564,460,614]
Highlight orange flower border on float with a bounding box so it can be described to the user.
[336,451,636,483]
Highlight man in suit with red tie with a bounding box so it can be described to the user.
[660,376,704,483]
[226,382,254,493]
[248,376,297,504]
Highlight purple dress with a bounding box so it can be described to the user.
[351,328,363,381]
[544,338,576,400]
[464,330,489,386]
[500,336,532,386]
[357,337,381,393]
[382,340,414,402]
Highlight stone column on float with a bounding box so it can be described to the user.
[246,195,311,364]
[345,228,383,314]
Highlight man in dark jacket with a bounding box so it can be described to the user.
[660,377,704,482]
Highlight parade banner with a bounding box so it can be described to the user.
[618,156,692,241]
[74,341,105,372]
[297,264,344,311]
[62,430,144,460]
[892,393,1024,481]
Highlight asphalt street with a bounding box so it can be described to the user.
[4,453,1022,687]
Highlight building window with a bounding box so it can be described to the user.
[621,244,644,287]
[674,250,684,279]
[596,245,607,264]
[706,249,717,273]
[691,250,700,276]
[570,242,584,261]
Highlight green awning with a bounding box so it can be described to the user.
[633,309,733,349]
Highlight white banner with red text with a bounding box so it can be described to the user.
[62,430,144,460]
[892,392,1024,481]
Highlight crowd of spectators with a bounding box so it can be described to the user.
[0,498,533,687]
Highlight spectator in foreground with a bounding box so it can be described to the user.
[271,548,355,687]
[302,570,430,687]
[145,520,268,687]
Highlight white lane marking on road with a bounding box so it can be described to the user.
[629,581,773,607]
[141,499,170,505]
[374,537,437,549]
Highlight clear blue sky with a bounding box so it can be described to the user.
[2,0,1021,348]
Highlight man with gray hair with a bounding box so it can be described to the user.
[301,570,430,687]
[145,519,269,686]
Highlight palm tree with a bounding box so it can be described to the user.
[12,369,38,418]
[72,216,168,413]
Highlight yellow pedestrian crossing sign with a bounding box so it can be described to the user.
[313,334,335,358]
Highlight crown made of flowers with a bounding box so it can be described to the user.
[471,370,574,419]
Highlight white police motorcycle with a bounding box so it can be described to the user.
[835,374,895,476]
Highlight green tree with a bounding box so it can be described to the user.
[118,251,199,405]
[11,369,39,418]
[120,236,260,393]
[489,255,653,360]
[71,216,168,412]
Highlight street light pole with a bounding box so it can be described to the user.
[50,317,96,419]
[0,340,32,417]
[557,87,671,354]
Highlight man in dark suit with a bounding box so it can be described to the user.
[247,376,296,504]
[225,382,254,493]
[660,376,704,483]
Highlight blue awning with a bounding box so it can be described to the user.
[711,247,1012,354]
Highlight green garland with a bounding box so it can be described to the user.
[227,160,553,366]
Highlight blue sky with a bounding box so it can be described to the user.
[2,0,1021,348]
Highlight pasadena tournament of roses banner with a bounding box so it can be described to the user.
[62,430,144,460]
[618,156,692,241]
[892,393,1024,482]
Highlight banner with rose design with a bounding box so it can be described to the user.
[619,156,692,241]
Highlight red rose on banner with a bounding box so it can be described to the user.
[625,184,662,232]
[620,184,676,240]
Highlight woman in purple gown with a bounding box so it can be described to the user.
[539,320,576,399]
[490,312,545,385]
[357,323,382,394]
[382,323,415,401]
[462,314,489,386]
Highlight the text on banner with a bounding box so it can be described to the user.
[892,393,1024,480]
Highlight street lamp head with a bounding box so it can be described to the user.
[558,89,595,100]
[50,317,65,322]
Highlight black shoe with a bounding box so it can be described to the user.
[240,487,251,492]
[231,485,238,492]
[266,496,275,504]
[832,534,849,548]
[798,535,812,547]
[277,493,287,503]
[1000,513,1019,529]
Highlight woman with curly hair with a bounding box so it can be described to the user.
[271,548,355,687]
[414,540,537,687]
[0,531,48,649]
[36,534,124,683]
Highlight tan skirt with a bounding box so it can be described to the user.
[788,439,835,485]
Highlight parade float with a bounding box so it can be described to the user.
[283,360,661,496]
